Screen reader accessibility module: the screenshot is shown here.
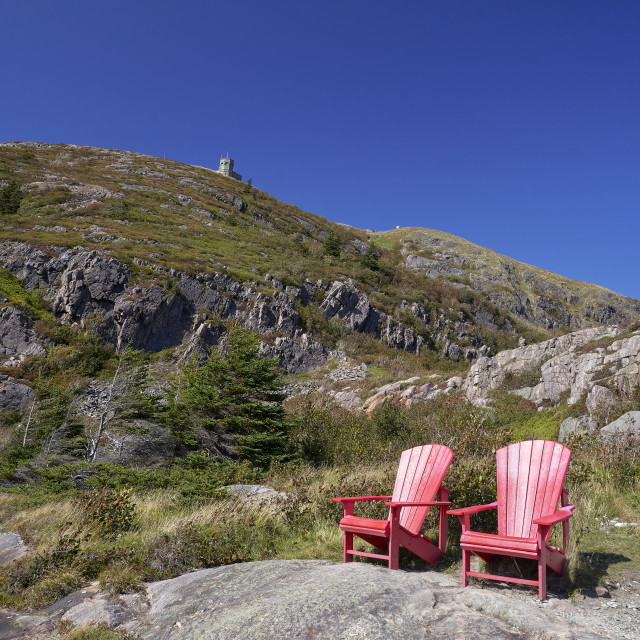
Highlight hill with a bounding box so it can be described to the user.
[1,141,638,375]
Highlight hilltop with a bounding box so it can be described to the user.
[0,141,638,374]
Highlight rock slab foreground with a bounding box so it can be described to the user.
[29,560,623,640]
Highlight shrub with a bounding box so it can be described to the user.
[76,487,137,537]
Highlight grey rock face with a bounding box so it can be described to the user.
[320,281,425,353]
[0,241,485,372]
[261,333,329,373]
[0,241,59,290]
[51,249,130,322]
[113,285,187,352]
[404,254,465,279]
[585,385,618,418]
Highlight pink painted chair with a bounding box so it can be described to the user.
[333,444,454,569]
[448,440,574,600]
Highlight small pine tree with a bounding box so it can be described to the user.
[324,229,342,257]
[176,325,295,467]
[361,244,380,270]
[0,181,22,216]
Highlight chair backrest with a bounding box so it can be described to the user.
[390,444,454,535]
[497,440,572,539]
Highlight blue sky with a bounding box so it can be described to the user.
[2,1,639,299]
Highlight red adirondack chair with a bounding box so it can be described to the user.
[333,444,454,569]
[448,440,574,600]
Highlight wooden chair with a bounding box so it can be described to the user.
[448,440,575,600]
[333,444,454,569]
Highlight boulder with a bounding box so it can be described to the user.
[331,388,362,410]
[362,377,420,414]
[93,561,619,639]
[600,411,640,438]
[558,415,597,441]
[0,378,34,411]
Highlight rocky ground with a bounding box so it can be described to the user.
[1,547,639,639]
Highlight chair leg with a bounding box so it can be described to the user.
[462,549,470,587]
[343,532,353,563]
[389,507,400,569]
[438,505,448,553]
[538,546,547,600]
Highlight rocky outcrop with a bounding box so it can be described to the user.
[112,284,187,352]
[0,243,484,375]
[4,560,627,640]
[462,325,622,406]
[319,280,430,354]
[51,249,130,323]
[335,375,464,413]
[261,333,330,374]
[321,281,381,334]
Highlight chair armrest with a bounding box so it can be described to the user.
[447,501,498,516]
[385,501,451,507]
[533,506,575,527]
[332,496,392,503]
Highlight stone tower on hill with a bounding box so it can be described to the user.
[216,155,242,181]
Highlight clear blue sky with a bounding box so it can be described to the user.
[2,1,639,299]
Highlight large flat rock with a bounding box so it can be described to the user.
[124,561,624,640]
[2,560,636,639]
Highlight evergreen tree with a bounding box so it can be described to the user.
[360,244,380,270]
[324,229,342,257]
[0,181,22,216]
[177,325,294,467]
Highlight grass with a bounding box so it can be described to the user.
[0,417,638,612]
